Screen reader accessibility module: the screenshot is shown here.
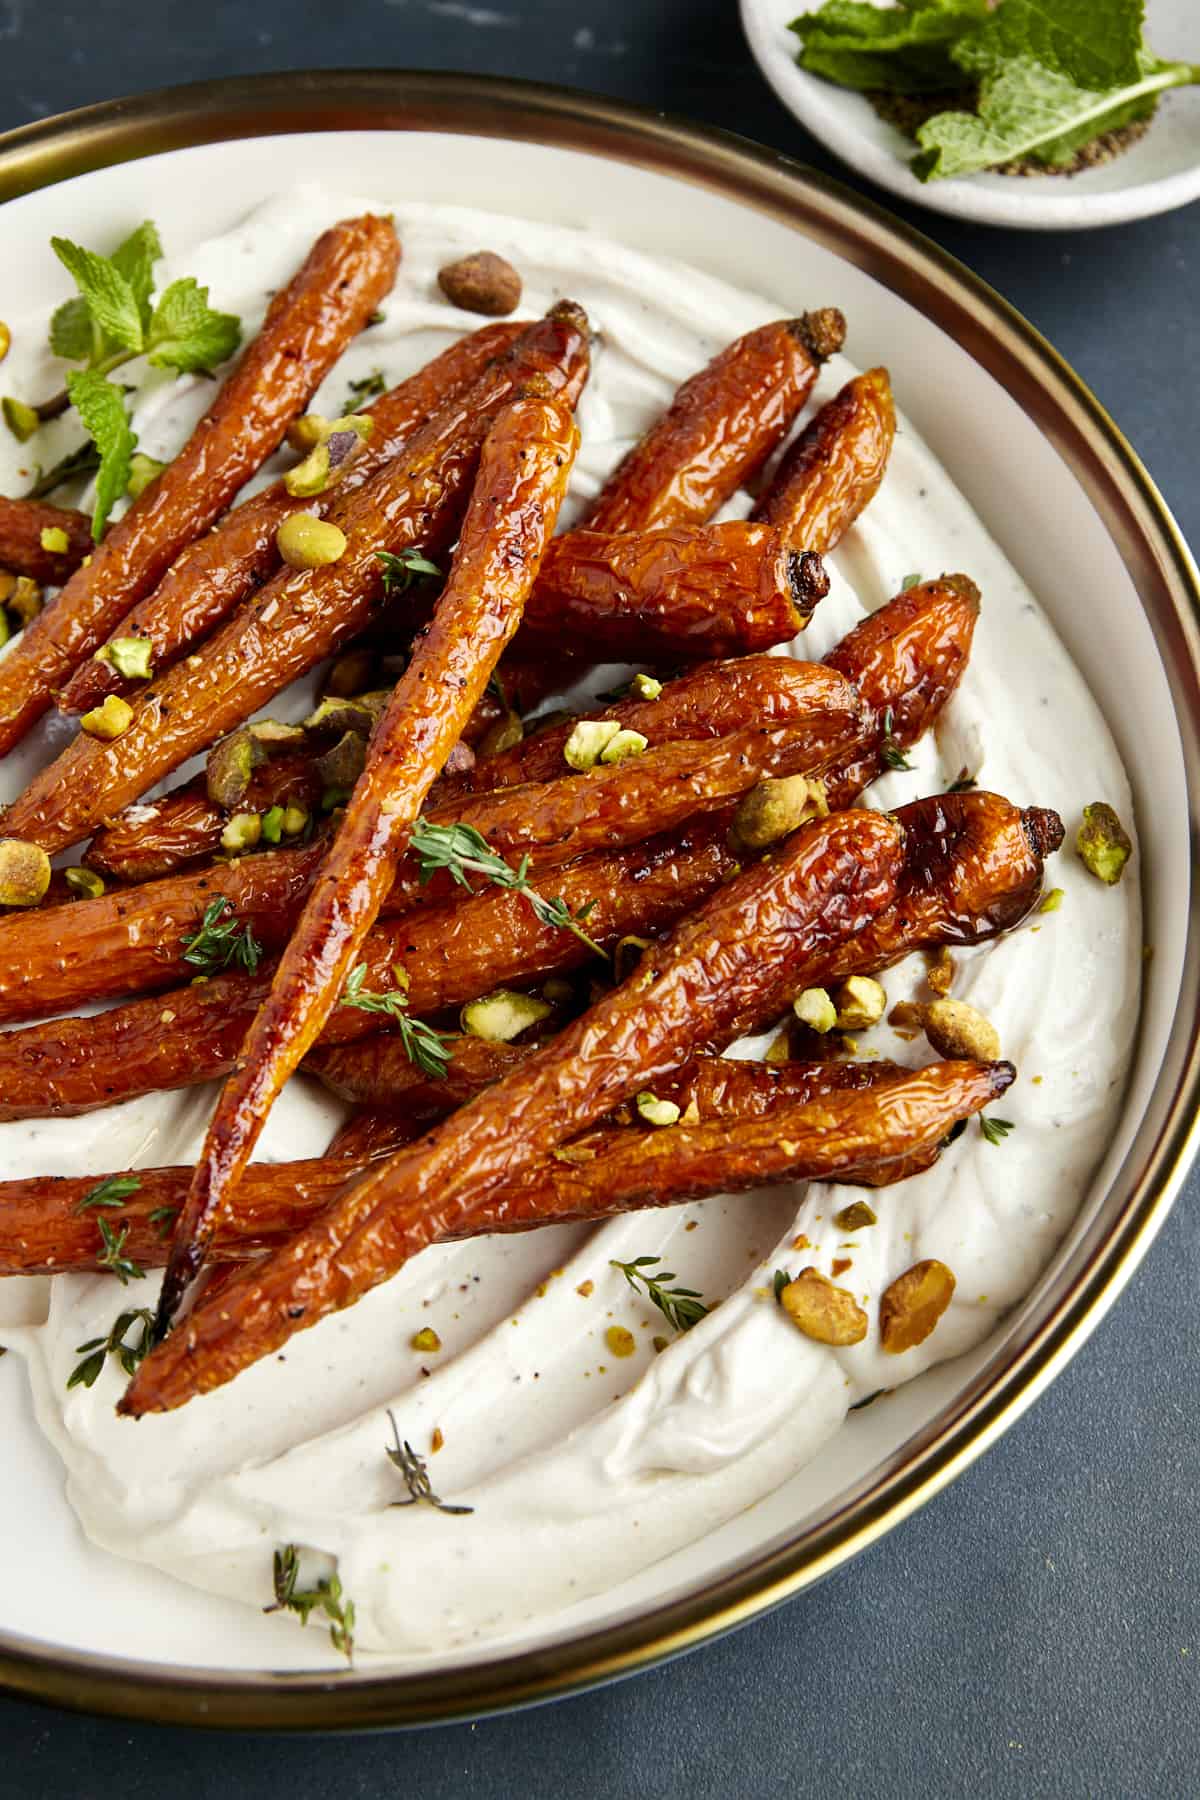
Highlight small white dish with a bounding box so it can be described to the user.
[741,0,1200,229]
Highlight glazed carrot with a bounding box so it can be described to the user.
[520,523,828,660]
[0,303,590,854]
[823,574,980,806]
[0,497,91,586]
[60,322,524,714]
[83,752,322,884]
[751,367,896,551]
[584,311,845,534]
[0,216,401,754]
[0,819,738,1117]
[0,1058,1008,1278]
[159,387,582,1329]
[123,806,904,1410]
[461,653,856,791]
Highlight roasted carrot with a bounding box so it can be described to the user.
[0,819,738,1117]
[584,312,845,534]
[159,386,583,1329]
[0,215,401,754]
[60,322,524,714]
[122,805,905,1409]
[520,523,828,660]
[0,497,91,586]
[823,574,980,806]
[0,303,590,854]
[752,367,896,551]
[0,1058,1009,1279]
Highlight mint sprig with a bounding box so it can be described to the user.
[4,220,242,538]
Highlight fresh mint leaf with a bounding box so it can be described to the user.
[914,49,1199,180]
[50,236,144,359]
[146,277,241,374]
[110,221,164,337]
[964,0,1144,91]
[66,369,136,539]
[49,296,94,363]
[790,0,988,93]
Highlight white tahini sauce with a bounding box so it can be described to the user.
[0,187,1140,1658]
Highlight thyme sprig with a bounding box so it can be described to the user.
[772,1268,793,1304]
[67,1306,154,1389]
[341,964,452,1079]
[979,1114,1015,1146]
[879,706,914,773]
[610,1255,709,1334]
[410,819,608,961]
[180,897,263,977]
[266,1545,355,1663]
[96,1216,145,1286]
[385,1411,474,1514]
[377,547,443,597]
[343,367,387,413]
[75,1174,141,1213]
[148,1204,178,1240]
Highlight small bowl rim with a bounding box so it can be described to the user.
[0,66,1198,1732]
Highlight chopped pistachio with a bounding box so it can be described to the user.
[1076,803,1132,886]
[652,1334,669,1354]
[7,576,42,628]
[1039,886,1065,913]
[100,636,154,681]
[635,1092,681,1128]
[478,711,524,757]
[563,718,620,771]
[302,694,373,737]
[0,838,51,907]
[630,672,662,700]
[325,649,376,698]
[733,775,828,850]
[599,728,648,765]
[605,1325,637,1358]
[880,1259,956,1355]
[275,512,346,570]
[286,414,328,453]
[764,1027,793,1064]
[542,976,576,1004]
[206,727,263,809]
[284,442,332,498]
[39,524,70,556]
[260,804,286,845]
[0,322,9,363]
[410,1327,442,1353]
[780,1268,868,1345]
[461,988,553,1042]
[0,606,8,649]
[834,975,887,1031]
[126,453,166,500]
[926,946,955,996]
[2,397,38,442]
[247,718,307,754]
[220,811,262,853]
[80,694,133,740]
[281,803,309,837]
[793,987,837,1033]
[834,1200,877,1232]
[314,729,368,793]
[922,998,1001,1063]
[64,865,105,900]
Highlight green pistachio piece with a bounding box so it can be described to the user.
[634,1092,681,1128]
[206,727,264,809]
[460,989,553,1043]
[1076,803,1132,886]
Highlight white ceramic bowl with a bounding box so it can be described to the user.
[742,0,1200,229]
[0,73,1198,1728]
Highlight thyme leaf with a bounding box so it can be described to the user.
[343,367,387,413]
[340,964,452,1079]
[76,1173,141,1213]
[266,1544,355,1663]
[149,1205,178,1240]
[410,819,608,961]
[67,1307,154,1389]
[979,1113,1015,1146]
[879,706,915,773]
[376,547,442,596]
[180,897,263,977]
[95,1216,145,1286]
[610,1254,709,1334]
[385,1411,474,1514]
[772,1268,793,1304]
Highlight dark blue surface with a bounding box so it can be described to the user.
[1,2,1197,1792]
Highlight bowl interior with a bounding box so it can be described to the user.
[0,109,1196,1706]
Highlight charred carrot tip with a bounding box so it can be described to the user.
[788,549,829,617]
[792,307,847,364]
[548,298,589,333]
[940,573,983,614]
[1023,807,1066,857]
